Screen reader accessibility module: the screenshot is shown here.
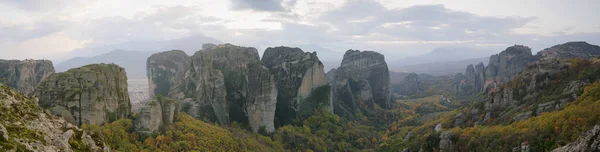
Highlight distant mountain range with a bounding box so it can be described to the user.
[388,47,494,76]
[67,35,221,58]
[393,57,489,76]
[56,50,156,78]
[56,35,222,78]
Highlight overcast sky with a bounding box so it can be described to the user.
[1,0,599,61]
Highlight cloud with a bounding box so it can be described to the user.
[0,21,65,41]
[230,0,285,11]
[0,0,89,11]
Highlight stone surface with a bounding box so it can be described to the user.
[262,46,330,126]
[135,95,180,134]
[35,64,131,126]
[439,131,454,152]
[0,84,108,151]
[537,41,600,60]
[552,125,600,152]
[0,59,55,95]
[146,50,191,99]
[330,49,391,118]
[146,44,278,133]
[395,73,422,96]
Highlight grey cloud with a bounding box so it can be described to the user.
[230,0,285,11]
[0,21,64,41]
[0,0,72,11]
[319,1,534,41]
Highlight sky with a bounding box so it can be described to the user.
[0,0,599,61]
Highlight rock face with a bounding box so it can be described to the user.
[0,59,55,95]
[552,125,600,152]
[486,45,534,83]
[395,73,422,96]
[147,44,278,133]
[261,46,330,126]
[135,95,180,134]
[329,50,391,118]
[35,64,131,126]
[537,41,600,60]
[147,50,191,99]
[439,131,454,152]
[0,84,109,151]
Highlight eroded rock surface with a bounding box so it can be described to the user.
[261,46,330,126]
[552,125,600,152]
[35,64,131,126]
[0,85,108,151]
[0,59,55,95]
[135,95,180,134]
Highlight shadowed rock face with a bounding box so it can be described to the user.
[146,50,191,99]
[338,50,391,108]
[329,49,391,119]
[34,64,131,126]
[261,46,330,126]
[0,59,55,95]
[486,45,534,82]
[395,73,422,96]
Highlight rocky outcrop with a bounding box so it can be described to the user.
[261,46,330,126]
[0,84,108,151]
[552,125,600,152]
[439,131,454,152]
[35,64,131,126]
[395,73,422,96]
[147,44,278,133]
[537,41,600,60]
[202,44,277,133]
[146,50,191,99]
[135,95,180,134]
[329,50,391,118]
[0,59,55,95]
[486,45,534,83]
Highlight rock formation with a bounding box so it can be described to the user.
[537,41,600,60]
[552,125,600,152]
[146,44,278,133]
[0,84,108,151]
[34,64,131,126]
[135,95,180,134]
[439,131,454,152]
[0,59,55,95]
[147,50,191,99]
[395,73,422,96]
[329,49,391,118]
[261,46,330,126]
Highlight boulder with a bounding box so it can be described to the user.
[439,131,454,152]
[261,46,330,126]
[34,64,131,126]
[0,59,55,95]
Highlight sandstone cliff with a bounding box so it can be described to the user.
[135,95,180,134]
[146,50,191,99]
[146,44,278,133]
[35,64,132,126]
[329,50,391,118]
[261,46,330,126]
[394,73,422,96]
[0,59,55,95]
[0,84,108,151]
